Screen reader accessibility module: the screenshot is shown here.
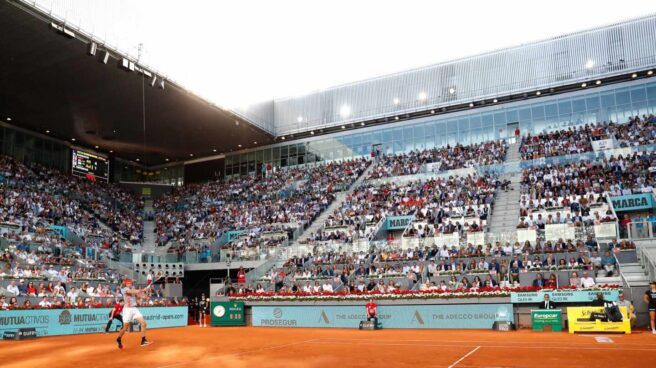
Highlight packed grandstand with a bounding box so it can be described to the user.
[2,113,655,312]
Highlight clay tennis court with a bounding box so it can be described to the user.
[1,327,654,368]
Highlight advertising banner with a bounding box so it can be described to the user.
[610,193,655,212]
[531,309,562,332]
[252,304,513,329]
[385,216,414,230]
[510,289,619,303]
[210,301,245,326]
[0,307,187,337]
[567,306,631,334]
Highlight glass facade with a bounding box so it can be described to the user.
[0,124,69,170]
[225,79,656,178]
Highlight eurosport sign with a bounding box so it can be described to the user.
[252,304,513,329]
[0,307,187,337]
[510,289,620,303]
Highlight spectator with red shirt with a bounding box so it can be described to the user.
[237,266,246,284]
[26,281,37,297]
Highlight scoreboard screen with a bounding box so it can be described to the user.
[72,149,109,182]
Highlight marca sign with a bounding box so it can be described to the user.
[385,216,414,230]
[611,193,654,211]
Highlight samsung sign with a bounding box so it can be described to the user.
[252,304,512,329]
[611,193,655,211]
[0,307,187,337]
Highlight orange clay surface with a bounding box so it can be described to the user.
[1,326,655,368]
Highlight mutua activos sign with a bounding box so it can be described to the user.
[611,193,655,211]
[251,304,512,329]
[0,307,187,337]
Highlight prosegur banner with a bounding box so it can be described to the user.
[610,193,655,212]
[511,289,620,303]
[252,304,513,329]
[0,307,187,337]
[385,216,414,230]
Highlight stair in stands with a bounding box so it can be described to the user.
[487,141,523,238]
[293,160,377,244]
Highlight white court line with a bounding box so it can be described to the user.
[305,340,656,351]
[154,339,315,368]
[448,346,480,368]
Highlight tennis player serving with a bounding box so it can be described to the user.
[116,278,152,348]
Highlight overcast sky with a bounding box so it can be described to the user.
[35,0,656,108]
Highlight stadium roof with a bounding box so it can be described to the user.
[0,0,274,165]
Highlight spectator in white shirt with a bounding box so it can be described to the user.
[322,281,333,292]
[6,281,19,296]
[580,272,596,288]
[66,287,79,302]
[38,297,51,308]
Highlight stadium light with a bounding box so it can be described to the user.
[340,104,351,118]
[648,70,654,76]
[632,73,638,78]
[297,116,303,123]
[101,50,110,64]
[6,117,10,121]
[71,138,76,141]
[585,60,595,69]
[536,91,541,96]
[430,110,435,114]
[136,158,140,162]
[493,98,498,103]
[468,103,474,107]
[109,150,113,153]
[165,158,169,161]
[449,87,455,94]
[581,83,587,88]
[310,131,315,135]
[595,80,602,85]
[87,42,97,56]
[360,122,365,126]
[189,154,194,157]
[238,144,242,148]
[341,125,345,129]
[45,130,50,134]
[254,141,257,144]
[281,136,286,140]
[94,145,99,149]
[393,98,400,105]
[213,149,217,152]
[418,92,427,101]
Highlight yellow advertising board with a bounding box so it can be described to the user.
[566,307,631,334]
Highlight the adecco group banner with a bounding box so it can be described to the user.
[0,307,187,337]
[610,193,655,212]
[511,289,620,303]
[252,304,513,329]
